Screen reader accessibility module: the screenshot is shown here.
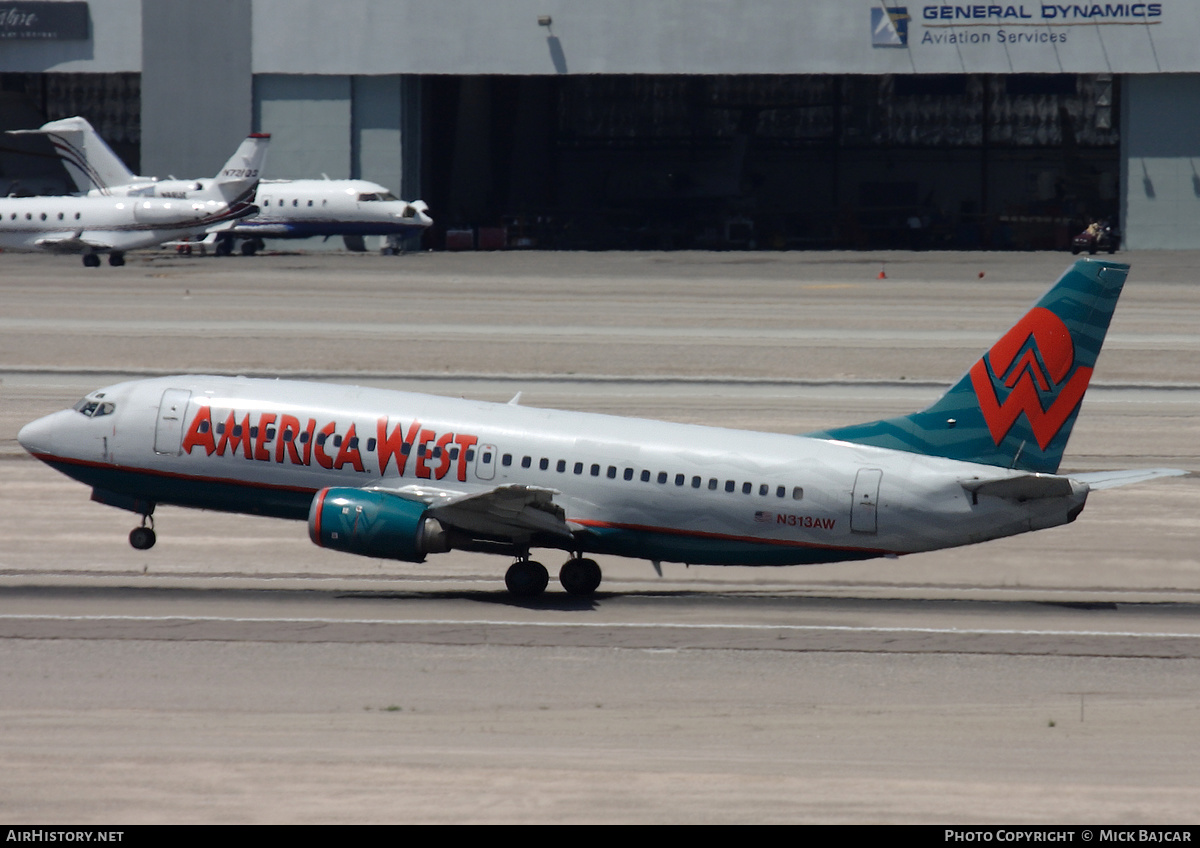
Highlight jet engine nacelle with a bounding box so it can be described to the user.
[307,487,450,562]
[130,198,206,224]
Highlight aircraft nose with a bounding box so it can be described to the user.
[17,411,67,457]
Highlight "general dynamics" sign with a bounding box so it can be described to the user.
[920,4,1161,21]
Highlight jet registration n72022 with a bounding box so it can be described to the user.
[18,259,1183,597]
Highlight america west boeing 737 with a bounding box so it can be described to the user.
[17,258,1182,596]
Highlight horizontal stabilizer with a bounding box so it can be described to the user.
[1067,468,1188,490]
[961,473,1076,501]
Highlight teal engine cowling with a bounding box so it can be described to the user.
[308,487,450,562]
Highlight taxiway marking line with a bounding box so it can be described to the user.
[1,614,1198,640]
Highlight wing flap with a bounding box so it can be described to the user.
[368,483,573,540]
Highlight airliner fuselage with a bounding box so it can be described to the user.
[19,375,1087,568]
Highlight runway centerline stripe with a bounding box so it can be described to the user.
[1,614,1198,640]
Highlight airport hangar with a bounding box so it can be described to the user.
[1,1,1198,251]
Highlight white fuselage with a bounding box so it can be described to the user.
[17,375,1090,566]
[90,179,432,240]
[0,194,239,255]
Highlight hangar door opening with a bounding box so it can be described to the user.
[421,73,1119,252]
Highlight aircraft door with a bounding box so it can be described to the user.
[475,444,497,480]
[851,468,882,534]
[154,389,192,456]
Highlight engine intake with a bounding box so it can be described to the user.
[308,487,449,562]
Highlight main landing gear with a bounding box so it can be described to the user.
[504,556,603,598]
[129,515,156,550]
[81,252,124,267]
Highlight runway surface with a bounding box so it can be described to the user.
[1,249,1198,823]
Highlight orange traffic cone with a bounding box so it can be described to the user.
[878,264,887,279]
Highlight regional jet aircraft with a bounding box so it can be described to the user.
[0,132,268,266]
[12,116,432,255]
[17,259,1182,596]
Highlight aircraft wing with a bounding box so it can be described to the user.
[1066,468,1188,490]
[218,220,293,237]
[33,232,113,253]
[370,483,575,540]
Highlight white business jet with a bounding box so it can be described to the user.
[11,116,431,256]
[17,258,1183,597]
[0,131,268,266]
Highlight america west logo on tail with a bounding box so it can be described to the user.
[808,258,1127,475]
[968,307,1093,451]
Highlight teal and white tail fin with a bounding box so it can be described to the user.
[807,258,1130,474]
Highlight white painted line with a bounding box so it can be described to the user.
[2,614,1198,640]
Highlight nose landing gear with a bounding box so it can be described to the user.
[129,515,156,550]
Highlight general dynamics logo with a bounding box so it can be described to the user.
[872,6,911,47]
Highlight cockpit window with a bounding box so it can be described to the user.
[358,192,398,202]
[73,397,115,418]
[357,193,381,202]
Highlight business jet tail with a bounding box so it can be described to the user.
[8,116,137,195]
